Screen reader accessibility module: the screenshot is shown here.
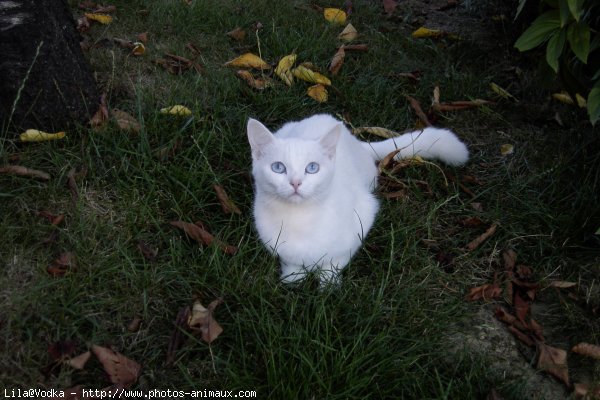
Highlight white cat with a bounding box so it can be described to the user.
[247,114,468,285]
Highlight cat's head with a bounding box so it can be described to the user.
[247,118,341,204]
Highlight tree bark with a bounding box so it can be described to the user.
[0,0,99,134]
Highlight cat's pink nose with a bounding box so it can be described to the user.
[290,180,302,191]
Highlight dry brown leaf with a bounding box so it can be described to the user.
[503,249,517,273]
[378,149,402,172]
[329,46,345,76]
[572,342,600,360]
[514,292,529,322]
[235,70,274,90]
[537,342,569,385]
[169,220,238,255]
[188,298,224,344]
[112,109,141,133]
[465,223,498,251]
[353,126,400,139]
[341,44,369,51]
[66,351,92,370]
[113,38,134,49]
[48,340,77,361]
[137,241,158,261]
[549,281,577,289]
[91,345,141,387]
[508,325,535,347]
[226,27,246,41]
[37,211,65,226]
[574,383,600,399]
[136,32,148,43]
[93,5,116,13]
[127,316,143,333]
[0,165,50,181]
[214,184,241,214]
[458,216,484,227]
[47,252,76,277]
[90,93,109,128]
[383,0,398,14]
[465,283,502,302]
[405,96,432,127]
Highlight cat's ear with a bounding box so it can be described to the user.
[319,123,342,159]
[247,118,274,159]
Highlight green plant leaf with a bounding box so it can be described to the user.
[559,0,571,27]
[567,0,584,21]
[546,31,566,72]
[588,82,600,125]
[515,10,561,52]
[567,22,590,63]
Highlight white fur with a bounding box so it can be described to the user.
[247,114,468,285]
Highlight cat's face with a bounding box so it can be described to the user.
[247,119,340,204]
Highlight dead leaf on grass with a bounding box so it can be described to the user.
[458,216,484,227]
[67,351,92,370]
[537,342,569,385]
[226,27,246,41]
[329,46,345,75]
[137,240,158,261]
[293,65,331,85]
[405,96,432,127]
[112,109,141,133]
[465,283,502,302]
[92,345,141,387]
[47,252,76,277]
[0,165,50,181]
[574,383,600,399]
[572,342,600,360]
[548,281,577,289]
[508,325,535,347]
[85,13,112,24]
[433,99,494,112]
[353,126,399,139]
[275,54,296,86]
[338,23,358,42]
[48,340,77,361]
[490,82,517,101]
[224,53,270,70]
[37,211,65,226]
[500,143,514,155]
[383,0,398,15]
[307,84,328,103]
[323,8,347,25]
[235,70,274,90]
[169,220,238,255]
[136,32,148,43]
[465,223,498,251]
[127,316,143,333]
[166,305,191,365]
[90,93,109,128]
[188,298,224,344]
[514,291,530,322]
[214,184,241,215]
[20,129,66,142]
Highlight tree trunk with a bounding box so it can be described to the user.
[0,0,99,134]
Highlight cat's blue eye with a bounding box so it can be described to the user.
[271,162,286,174]
[305,162,320,174]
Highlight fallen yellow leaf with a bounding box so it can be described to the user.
[324,8,347,25]
[224,52,270,70]
[275,54,297,86]
[307,84,328,103]
[20,129,66,142]
[292,65,331,85]
[412,27,444,38]
[338,23,358,42]
[131,42,145,56]
[160,105,192,116]
[84,13,113,24]
[500,143,514,155]
[490,82,517,101]
[553,92,587,108]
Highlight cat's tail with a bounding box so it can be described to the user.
[360,127,469,166]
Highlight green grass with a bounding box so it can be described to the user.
[1,0,599,398]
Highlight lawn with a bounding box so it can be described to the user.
[1,0,599,398]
